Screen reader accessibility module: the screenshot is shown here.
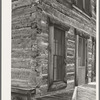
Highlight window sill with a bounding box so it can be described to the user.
[72,5,91,20]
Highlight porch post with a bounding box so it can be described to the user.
[75,34,79,86]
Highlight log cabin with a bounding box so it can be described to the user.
[11,0,96,100]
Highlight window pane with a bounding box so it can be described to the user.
[53,56,63,80]
[85,0,91,16]
[54,27,64,56]
[53,27,65,81]
[76,0,83,10]
[57,56,62,80]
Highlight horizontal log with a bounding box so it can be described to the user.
[67,49,75,56]
[67,57,75,64]
[12,5,37,18]
[67,64,75,72]
[12,13,36,29]
[12,38,32,49]
[37,34,49,43]
[11,79,30,88]
[12,49,38,59]
[67,40,75,49]
[41,2,96,37]
[11,68,31,80]
[37,32,49,39]
[42,66,48,74]
[42,0,96,29]
[12,58,31,69]
[67,72,75,80]
[12,0,32,10]
[12,27,37,39]
[67,33,75,41]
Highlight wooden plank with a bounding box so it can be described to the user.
[72,84,96,100]
[12,28,37,39]
[75,34,79,86]
[11,68,31,80]
[67,57,75,64]
[48,26,54,86]
[12,38,32,49]
[12,5,36,18]
[12,0,32,10]
[12,14,32,29]
[77,84,96,100]
[12,58,31,69]
[72,87,78,100]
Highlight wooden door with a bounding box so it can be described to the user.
[78,37,87,85]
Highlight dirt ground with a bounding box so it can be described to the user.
[36,90,73,100]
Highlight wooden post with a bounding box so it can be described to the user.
[85,39,88,84]
[75,34,79,86]
[48,26,54,89]
[72,86,78,100]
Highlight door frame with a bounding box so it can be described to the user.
[75,29,88,86]
[48,24,69,91]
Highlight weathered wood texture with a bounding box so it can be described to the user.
[11,0,96,98]
[72,84,96,100]
[36,89,74,100]
[12,0,39,88]
[66,28,75,87]
[41,0,96,37]
[87,38,94,82]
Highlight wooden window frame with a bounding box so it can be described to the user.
[73,0,92,17]
[53,26,65,82]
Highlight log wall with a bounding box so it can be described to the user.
[11,0,96,99]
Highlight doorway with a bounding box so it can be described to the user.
[78,37,87,85]
[48,26,68,90]
[75,33,88,86]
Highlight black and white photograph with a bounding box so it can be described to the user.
[2,0,98,100]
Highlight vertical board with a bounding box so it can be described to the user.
[75,34,79,86]
[48,26,54,87]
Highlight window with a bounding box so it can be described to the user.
[53,27,65,81]
[49,25,67,86]
[74,0,91,16]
